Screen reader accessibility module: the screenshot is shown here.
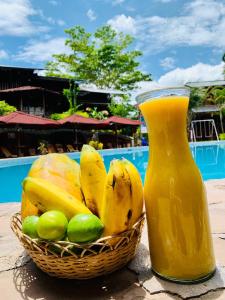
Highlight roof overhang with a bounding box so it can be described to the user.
[192,105,221,113]
[186,80,225,88]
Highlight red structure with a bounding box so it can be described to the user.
[101,116,141,127]
[0,111,59,126]
[59,114,101,126]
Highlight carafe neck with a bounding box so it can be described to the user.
[140,96,191,159]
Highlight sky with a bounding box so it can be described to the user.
[0,0,225,91]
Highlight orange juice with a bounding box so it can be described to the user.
[139,92,215,282]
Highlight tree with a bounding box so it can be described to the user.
[0,100,16,116]
[210,87,225,133]
[50,80,89,120]
[189,88,203,110]
[46,25,151,92]
[108,95,138,118]
[223,53,225,76]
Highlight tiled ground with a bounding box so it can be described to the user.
[0,179,225,300]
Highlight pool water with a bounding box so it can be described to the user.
[0,142,225,203]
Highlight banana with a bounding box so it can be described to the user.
[23,177,92,220]
[101,159,144,240]
[100,159,133,237]
[80,145,107,217]
[121,158,143,225]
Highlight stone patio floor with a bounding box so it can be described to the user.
[0,179,225,300]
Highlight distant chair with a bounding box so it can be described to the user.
[0,146,17,158]
[47,144,57,153]
[28,148,36,156]
[66,144,77,152]
[106,142,113,149]
[55,144,64,153]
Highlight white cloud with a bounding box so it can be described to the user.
[57,19,65,26]
[46,17,55,25]
[0,50,8,59]
[133,62,225,101]
[112,0,125,5]
[45,16,65,26]
[107,0,225,52]
[136,62,224,95]
[14,37,70,62]
[155,0,173,3]
[49,0,58,5]
[158,62,225,86]
[0,0,48,36]
[87,9,97,21]
[126,6,136,12]
[160,57,175,70]
[107,14,137,35]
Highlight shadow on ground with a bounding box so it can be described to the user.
[142,267,225,300]
[13,260,147,300]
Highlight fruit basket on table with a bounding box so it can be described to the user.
[11,212,145,280]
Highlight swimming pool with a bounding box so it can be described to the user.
[0,141,225,203]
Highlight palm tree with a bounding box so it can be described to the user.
[211,87,225,132]
[223,53,225,76]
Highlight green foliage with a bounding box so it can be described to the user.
[50,113,63,120]
[50,79,90,120]
[0,100,16,116]
[63,80,82,112]
[50,109,89,120]
[219,133,225,140]
[188,86,225,109]
[223,53,225,76]
[75,111,89,118]
[212,88,225,107]
[86,107,109,120]
[46,25,151,91]
[108,95,138,118]
[189,88,204,110]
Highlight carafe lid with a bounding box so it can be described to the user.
[136,86,190,104]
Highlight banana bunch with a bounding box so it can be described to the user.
[100,158,143,237]
[22,145,143,236]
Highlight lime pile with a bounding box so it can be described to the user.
[22,210,104,243]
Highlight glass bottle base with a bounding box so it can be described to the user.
[152,268,216,284]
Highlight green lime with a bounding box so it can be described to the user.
[37,210,68,241]
[22,216,39,239]
[67,213,104,243]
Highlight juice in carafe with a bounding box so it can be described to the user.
[138,89,215,283]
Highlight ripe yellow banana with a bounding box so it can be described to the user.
[80,145,107,217]
[121,158,143,225]
[23,177,92,220]
[100,159,134,237]
[101,159,144,240]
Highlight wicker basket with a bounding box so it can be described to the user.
[11,213,144,280]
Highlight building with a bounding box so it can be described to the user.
[0,65,121,117]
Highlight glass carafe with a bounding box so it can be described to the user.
[137,87,215,283]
